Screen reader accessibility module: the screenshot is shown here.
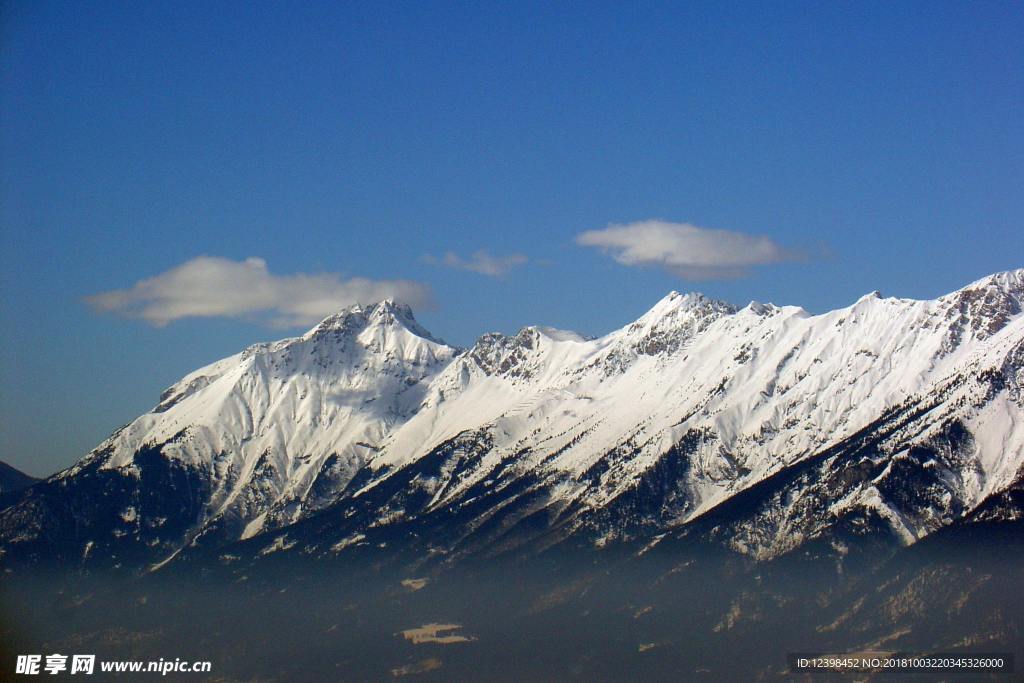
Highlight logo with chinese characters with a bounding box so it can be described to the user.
[16,655,95,675]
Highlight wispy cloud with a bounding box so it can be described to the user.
[85,256,433,328]
[576,219,801,280]
[422,250,528,277]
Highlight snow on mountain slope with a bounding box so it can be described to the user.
[1,270,1021,571]
[48,301,459,551]
[670,317,1024,563]
[367,272,1023,526]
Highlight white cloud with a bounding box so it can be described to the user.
[576,219,800,280]
[85,256,433,328]
[422,250,528,277]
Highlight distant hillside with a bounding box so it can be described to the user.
[0,460,38,509]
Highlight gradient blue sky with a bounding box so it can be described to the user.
[2,1,1022,476]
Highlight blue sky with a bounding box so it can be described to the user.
[1,1,1022,476]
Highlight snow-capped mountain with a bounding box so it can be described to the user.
[2,270,1022,572]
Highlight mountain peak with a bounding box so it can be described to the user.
[960,268,1024,296]
[938,268,1024,342]
[304,300,444,345]
[638,290,737,324]
[617,291,737,357]
[366,299,431,334]
[854,290,883,304]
